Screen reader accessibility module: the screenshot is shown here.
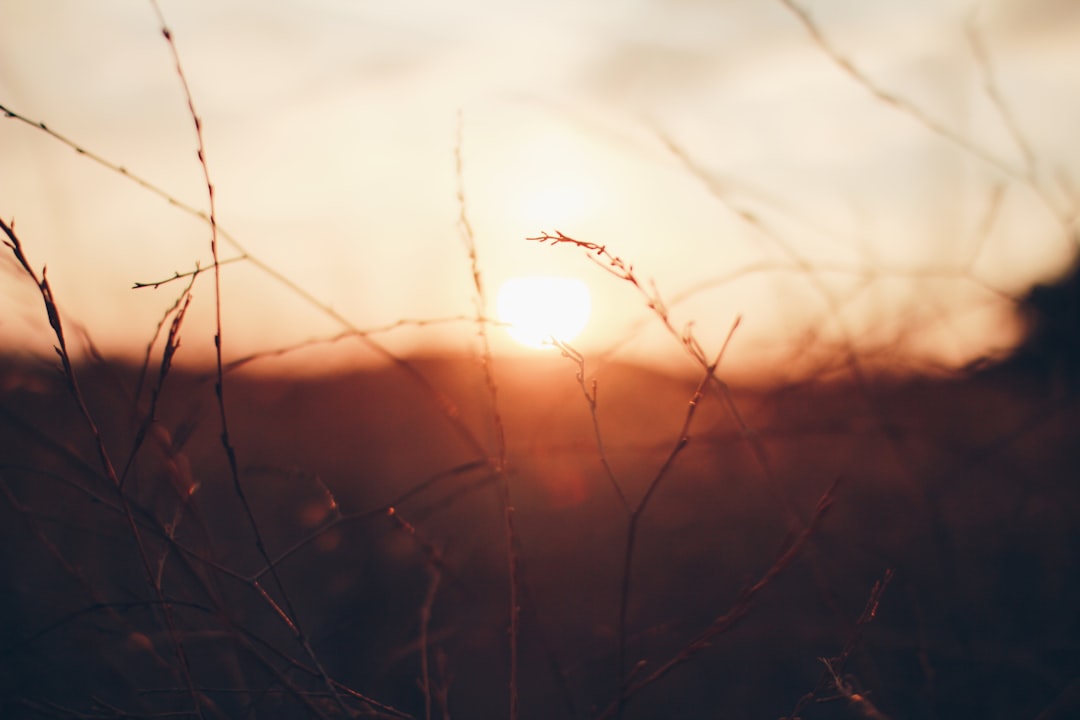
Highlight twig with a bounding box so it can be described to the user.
[775,0,1069,226]
[775,0,1015,181]
[965,18,1038,186]
[820,657,893,720]
[252,461,489,587]
[455,110,520,720]
[612,352,719,719]
[387,509,449,720]
[550,339,629,511]
[0,100,232,235]
[419,567,442,720]
[132,256,245,289]
[219,315,481,374]
[121,277,195,489]
[784,568,895,719]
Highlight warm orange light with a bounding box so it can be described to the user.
[496,276,591,349]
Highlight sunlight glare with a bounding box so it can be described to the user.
[519,183,588,227]
[496,276,591,349]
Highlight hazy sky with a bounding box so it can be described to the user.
[2,0,1078,378]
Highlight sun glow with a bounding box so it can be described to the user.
[496,276,592,349]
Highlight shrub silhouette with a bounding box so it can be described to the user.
[1009,256,1080,386]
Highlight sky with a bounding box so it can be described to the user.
[1,0,1079,379]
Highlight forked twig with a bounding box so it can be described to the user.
[550,339,629,510]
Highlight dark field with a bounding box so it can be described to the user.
[1,344,1077,719]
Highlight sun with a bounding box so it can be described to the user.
[496,276,591,349]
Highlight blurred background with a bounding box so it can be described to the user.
[3,4,1080,717]
[1,0,1078,378]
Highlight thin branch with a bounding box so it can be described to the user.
[456,110,520,720]
[219,315,482,374]
[784,568,895,719]
[419,566,442,720]
[249,460,490,583]
[965,19,1038,185]
[121,277,196,489]
[820,657,894,720]
[775,0,1069,226]
[132,256,245,289]
[550,339,629,511]
[612,329,738,720]
[775,0,1016,180]
[0,101,223,226]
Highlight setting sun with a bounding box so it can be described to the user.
[496,276,591,349]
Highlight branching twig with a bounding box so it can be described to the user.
[598,477,842,720]
[145,4,346,713]
[419,566,442,720]
[550,339,629,511]
[2,216,205,718]
[121,276,195,489]
[531,232,805,719]
[613,348,725,719]
[531,231,800,525]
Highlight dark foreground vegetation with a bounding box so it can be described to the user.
[1,335,1077,719]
